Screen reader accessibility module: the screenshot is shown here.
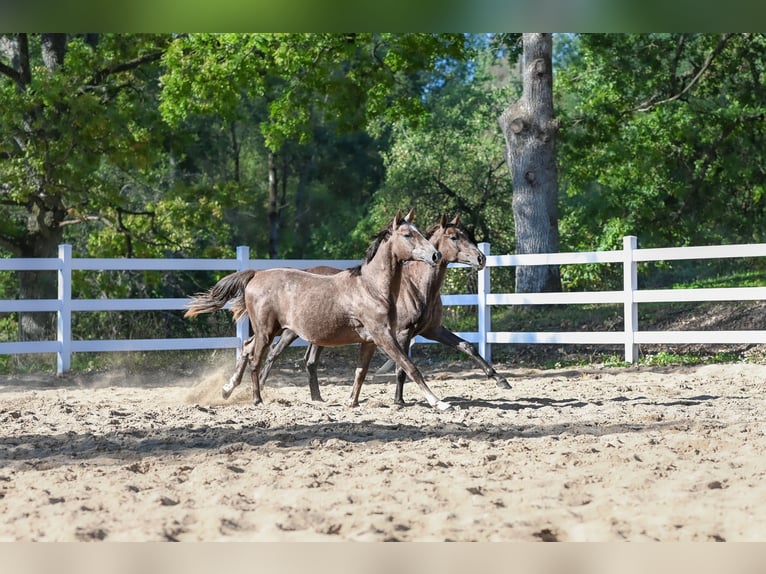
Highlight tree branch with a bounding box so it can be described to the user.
[668,34,687,95]
[432,176,474,218]
[634,34,733,113]
[0,33,30,88]
[0,60,21,83]
[86,50,164,87]
[58,214,114,227]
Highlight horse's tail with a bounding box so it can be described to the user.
[184,269,257,321]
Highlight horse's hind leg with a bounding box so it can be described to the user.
[304,344,324,402]
[424,326,511,389]
[349,342,376,407]
[247,334,271,405]
[223,336,255,399]
[259,329,299,389]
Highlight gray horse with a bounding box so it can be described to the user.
[185,209,450,410]
[257,214,511,406]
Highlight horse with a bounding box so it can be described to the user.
[184,209,452,410]
[249,214,512,405]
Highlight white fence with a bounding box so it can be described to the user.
[2,236,766,374]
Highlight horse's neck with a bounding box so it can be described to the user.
[361,240,402,304]
[403,255,448,301]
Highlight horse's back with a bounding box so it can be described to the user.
[245,268,367,345]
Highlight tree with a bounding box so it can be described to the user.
[557,33,766,257]
[361,39,514,255]
[498,33,562,293]
[159,33,471,258]
[0,34,178,339]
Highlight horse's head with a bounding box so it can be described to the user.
[427,214,485,270]
[389,208,442,267]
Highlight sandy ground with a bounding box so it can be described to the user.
[2,353,766,542]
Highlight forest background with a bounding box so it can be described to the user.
[1,33,765,357]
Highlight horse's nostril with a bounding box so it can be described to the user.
[432,251,441,263]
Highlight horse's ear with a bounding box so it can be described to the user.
[451,213,461,226]
[404,208,415,223]
[439,214,447,227]
[392,209,402,230]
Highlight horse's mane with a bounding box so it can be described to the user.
[348,217,406,276]
[366,227,392,262]
[426,220,479,244]
[425,221,454,239]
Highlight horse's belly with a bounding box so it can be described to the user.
[291,323,365,347]
[316,332,365,347]
[279,285,380,346]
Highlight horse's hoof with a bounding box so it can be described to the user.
[495,378,512,390]
[435,400,452,411]
[393,399,405,408]
[222,386,233,400]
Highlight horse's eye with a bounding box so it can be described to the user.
[451,235,459,241]
[403,233,412,239]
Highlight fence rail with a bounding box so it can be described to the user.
[2,236,766,374]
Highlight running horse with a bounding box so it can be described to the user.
[252,214,511,405]
[184,209,451,410]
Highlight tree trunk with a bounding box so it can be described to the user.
[18,227,63,342]
[294,153,314,258]
[267,151,280,258]
[499,33,562,293]
[40,33,67,71]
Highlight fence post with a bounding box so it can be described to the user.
[235,246,250,360]
[478,242,491,361]
[623,236,638,363]
[57,244,72,375]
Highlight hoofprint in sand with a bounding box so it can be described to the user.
[1,359,765,542]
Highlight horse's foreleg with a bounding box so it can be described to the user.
[304,344,325,402]
[259,330,299,389]
[392,333,413,407]
[223,336,255,399]
[374,335,450,411]
[348,342,377,407]
[424,326,511,389]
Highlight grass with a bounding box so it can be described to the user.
[639,350,743,367]
[670,269,766,290]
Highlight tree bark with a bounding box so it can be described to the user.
[267,151,280,258]
[499,33,562,293]
[18,223,62,342]
[40,33,67,71]
[294,154,313,258]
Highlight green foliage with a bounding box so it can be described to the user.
[557,33,766,267]
[1,36,153,247]
[640,351,741,367]
[356,39,516,294]
[0,33,247,259]
[156,33,477,261]
[160,33,471,152]
[6,33,766,365]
